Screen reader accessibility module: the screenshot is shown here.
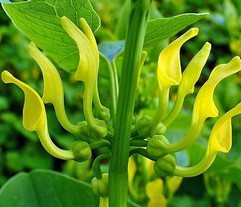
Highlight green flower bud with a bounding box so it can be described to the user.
[96,106,110,122]
[71,141,92,162]
[91,173,108,197]
[136,115,152,136]
[136,116,167,137]
[147,135,169,158]
[75,121,89,141]
[155,122,166,135]
[154,155,176,177]
[87,119,108,139]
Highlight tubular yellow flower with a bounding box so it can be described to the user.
[78,18,110,122]
[157,28,199,89]
[28,42,80,135]
[1,70,77,160]
[163,42,212,126]
[150,28,199,128]
[193,56,241,123]
[61,16,107,138]
[163,56,241,154]
[173,102,241,177]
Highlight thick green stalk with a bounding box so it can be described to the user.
[109,1,150,206]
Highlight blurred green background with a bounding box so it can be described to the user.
[0,0,241,206]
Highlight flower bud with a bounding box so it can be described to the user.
[136,115,166,137]
[136,115,152,136]
[154,155,176,177]
[71,141,92,162]
[87,119,108,139]
[91,173,108,197]
[155,122,166,135]
[147,135,169,158]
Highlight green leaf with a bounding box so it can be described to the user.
[144,13,208,48]
[1,0,100,72]
[0,170,99,207]
[0,169,141,207]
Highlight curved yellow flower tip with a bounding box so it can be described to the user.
[28,42,63,105]
[60,16,97,83]
[179,42,211,95]
[157,28,198,90]
[1,70,45,131]
[79,17,99,67]
[163,42,211,126]
[28,42,80,134]
[173,103,241,177]
[210,102,241,153]
[1,71,74,160]
[210,56,241,79]
[193,56,241,124]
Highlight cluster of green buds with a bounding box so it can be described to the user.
[1,13,241,202]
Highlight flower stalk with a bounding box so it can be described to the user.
[108,0,151,206]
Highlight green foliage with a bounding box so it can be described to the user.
[0,170,140,207]
[1,0,207,72]
[0,170,99,207]
[144,13,208,48]
[1,0,100,71]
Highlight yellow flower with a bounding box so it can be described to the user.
[150,28,199,126]
[1,71,75,160]
[28,42,80,134]
[61,16,107,138]
[163,42,211,126]
[193,56,241,124]
[173,102,241,177]
[157,28,199,90]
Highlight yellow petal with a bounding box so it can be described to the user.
[143,157,155,179]
[193,56,241,123]
[28,42,79,134]
[209,103,241,153]
[157,28,198,89]
[163,42,211,126]
[209,56,241,79]
[128,156,137,187]
[128,156,139,199]
[79,18,99,68]
[28,42,64,105]
[147,196,167,207]
[1,70,46,131]
[1,71,75,160]
[179,42,211,95]
[166,176,183,195]
[146,179,164,199]
[61,16,97,83]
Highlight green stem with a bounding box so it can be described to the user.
[100,53,118,119]
[99,197,109,207]
[109,1,150,206]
